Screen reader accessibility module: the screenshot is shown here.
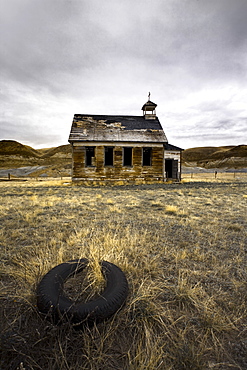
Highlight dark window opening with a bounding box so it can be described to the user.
[104,147,114,166]
[142,147,152,166]
[85,147,95,166]
[123,147,132,166]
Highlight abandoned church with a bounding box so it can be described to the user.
[68,96,182,183]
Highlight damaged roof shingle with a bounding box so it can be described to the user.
[73,114,163,130]
[69,114,168,143]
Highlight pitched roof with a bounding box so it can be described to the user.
[69,114,167,143]
[141,100,157,110]
[164,143,183,151]
[73,114,162,130]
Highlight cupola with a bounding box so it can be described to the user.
[142,92,157,119]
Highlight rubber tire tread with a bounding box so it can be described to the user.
[37,259,128,326]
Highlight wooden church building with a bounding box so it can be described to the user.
[68,95,182,183]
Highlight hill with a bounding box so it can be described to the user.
[0,140,40,158]
[0,140,71,178]
[0,140,246,178]
[182,144,247,170]
[40,144,72,158]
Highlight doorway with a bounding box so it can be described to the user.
[165,159,178,179]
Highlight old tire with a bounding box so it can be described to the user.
[37,258,128,327]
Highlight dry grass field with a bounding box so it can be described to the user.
[0,177,246,369]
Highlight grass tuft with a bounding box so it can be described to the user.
[0,178,246,369]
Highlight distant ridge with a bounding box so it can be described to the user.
[0,140,40,157]
[0,140,246,178]
[182,145,247,170]
[0,140,71,158]
[0,140,71,177]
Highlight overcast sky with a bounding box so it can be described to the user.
[1,0,247,149]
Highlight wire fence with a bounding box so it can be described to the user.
[182,171,247,181]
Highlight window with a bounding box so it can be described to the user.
[142,147,152,166]
[123,147,132,166]
[104,147,114,166]
[85,147,95,166]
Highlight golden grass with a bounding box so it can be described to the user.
[0,178,247,369]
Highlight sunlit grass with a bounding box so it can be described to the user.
[0,178,246,369]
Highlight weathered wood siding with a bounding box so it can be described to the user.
[72,143,164,181]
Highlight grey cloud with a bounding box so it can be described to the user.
[177,132,244,142]
[1,1,111,92]
[2,0,247,92]
[172,131,245,149]
[216,120,237,129]
[98,0,247,92]
[1,119,65,148]
[1,0,246,149]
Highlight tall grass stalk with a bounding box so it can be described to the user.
[0,178,246,369]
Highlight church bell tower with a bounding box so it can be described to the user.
[142,92,157,119]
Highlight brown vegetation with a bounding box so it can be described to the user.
[0,177,246,369]
[1,141,247,179]
[183,145,247,169]
[0,140,71,178]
